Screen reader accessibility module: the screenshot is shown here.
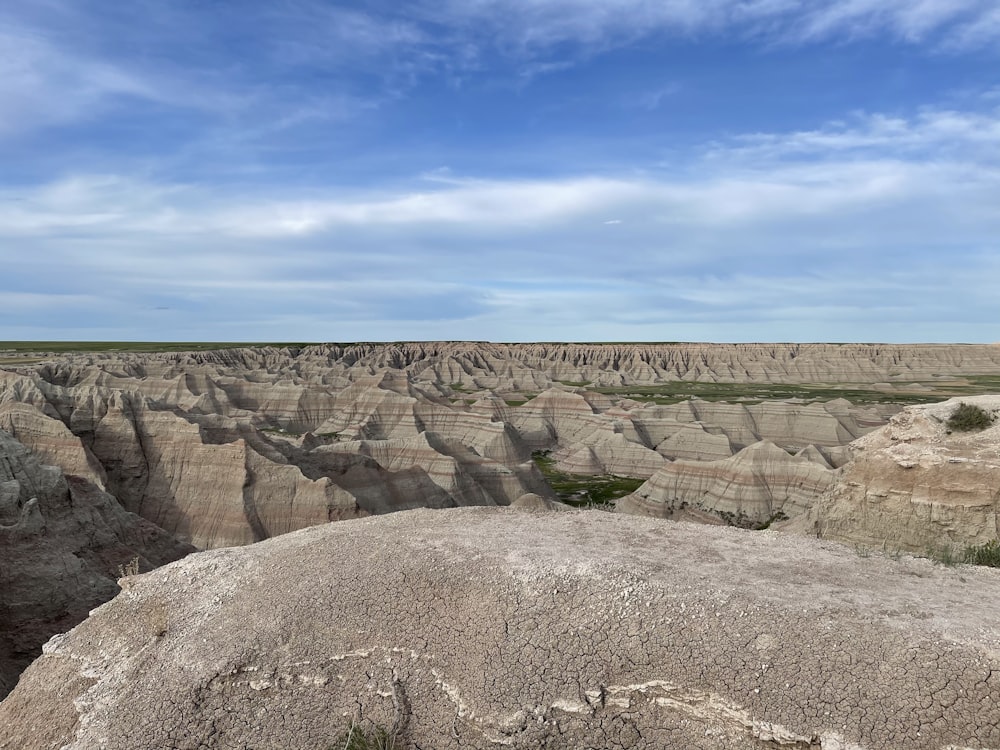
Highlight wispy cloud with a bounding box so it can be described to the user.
[3,100,998,341]
[2,2,998,342]
[719,107,1000,159]
[4,104,998,239]
[0,28,152,136]
[411,0,1000,59]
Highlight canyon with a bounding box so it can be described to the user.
[1,341,999,747]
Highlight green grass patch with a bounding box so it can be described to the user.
[502,393,537,407]
[923,540,1000,568]
[258,426,302,437]
[962,540,1000,567]
[555,380,592,387]
[532,451,645,507]
[593,381,954,406]
[330,724,400,750]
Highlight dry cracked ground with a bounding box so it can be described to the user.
[1,342,1000,748]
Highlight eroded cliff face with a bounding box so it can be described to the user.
[0,430,193,699]
[141,341,1000,385]
[618,441,838,525]
[0,345,902,549]
[0,365,550,549]
[2,509,997,750]
[803,396,1000,552]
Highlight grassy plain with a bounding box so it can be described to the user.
[591,380,999,406]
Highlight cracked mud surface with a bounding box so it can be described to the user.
[1,507,998,749]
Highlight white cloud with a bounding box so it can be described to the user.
[4,104,999,241]
[0,29,152,135]
[414,0,1000,55]
[3,100,999,341]
[721,108,1000,159]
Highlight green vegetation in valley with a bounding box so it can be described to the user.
[532,451,645,508]
[502,393,537,407]
[592,381,975,406]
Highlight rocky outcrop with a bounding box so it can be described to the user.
[0,368,543,548]
[641,398,884,455]
[2,508,997,749]
[803,396,1000,552]
[0,402,107,487]
[0,430,192,699]
[553,433,666,478]
[0,345,979,551]
[618,441,838,525]
[323,432,547,510]
[21,342,1000,386]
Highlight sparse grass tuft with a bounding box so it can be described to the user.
[962,539,1000,567]
[926,543,959,567]
[946,402,995,432]
[117,556,140,578]
[331,723,400,750]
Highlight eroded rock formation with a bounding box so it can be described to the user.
[803,395,1000,552]
[0,430,192,699]
[2,508,997,749]
[0,364,551,548]
[617,441,838,525]
[0,345,902,550]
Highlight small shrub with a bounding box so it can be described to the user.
[927,544,959,567]
[963,540,1000,568]
[332,723,400,750]
[117,556,140,578]
[946,402,994,432]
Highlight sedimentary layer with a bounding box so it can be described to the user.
[0,345,901,548]
[803,395,1000,552]
[0,430,192,699]
[617,441,838,525]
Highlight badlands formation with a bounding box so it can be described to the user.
[1,341,1000,745]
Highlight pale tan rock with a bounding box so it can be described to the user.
[804,396,1000,552]
[2,509,998,750]
[0,402,106,487]
[0,430,192,699]
[324,431,544,509]
[553,433,665,478]
[510,492,570,512]
[654,422,734,461]
[795,444,834,469]
[0,345,991,555]
[618,441,838,524]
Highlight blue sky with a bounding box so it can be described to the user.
[2,0,999,343]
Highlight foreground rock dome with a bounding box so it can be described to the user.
[2,507,997,750]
